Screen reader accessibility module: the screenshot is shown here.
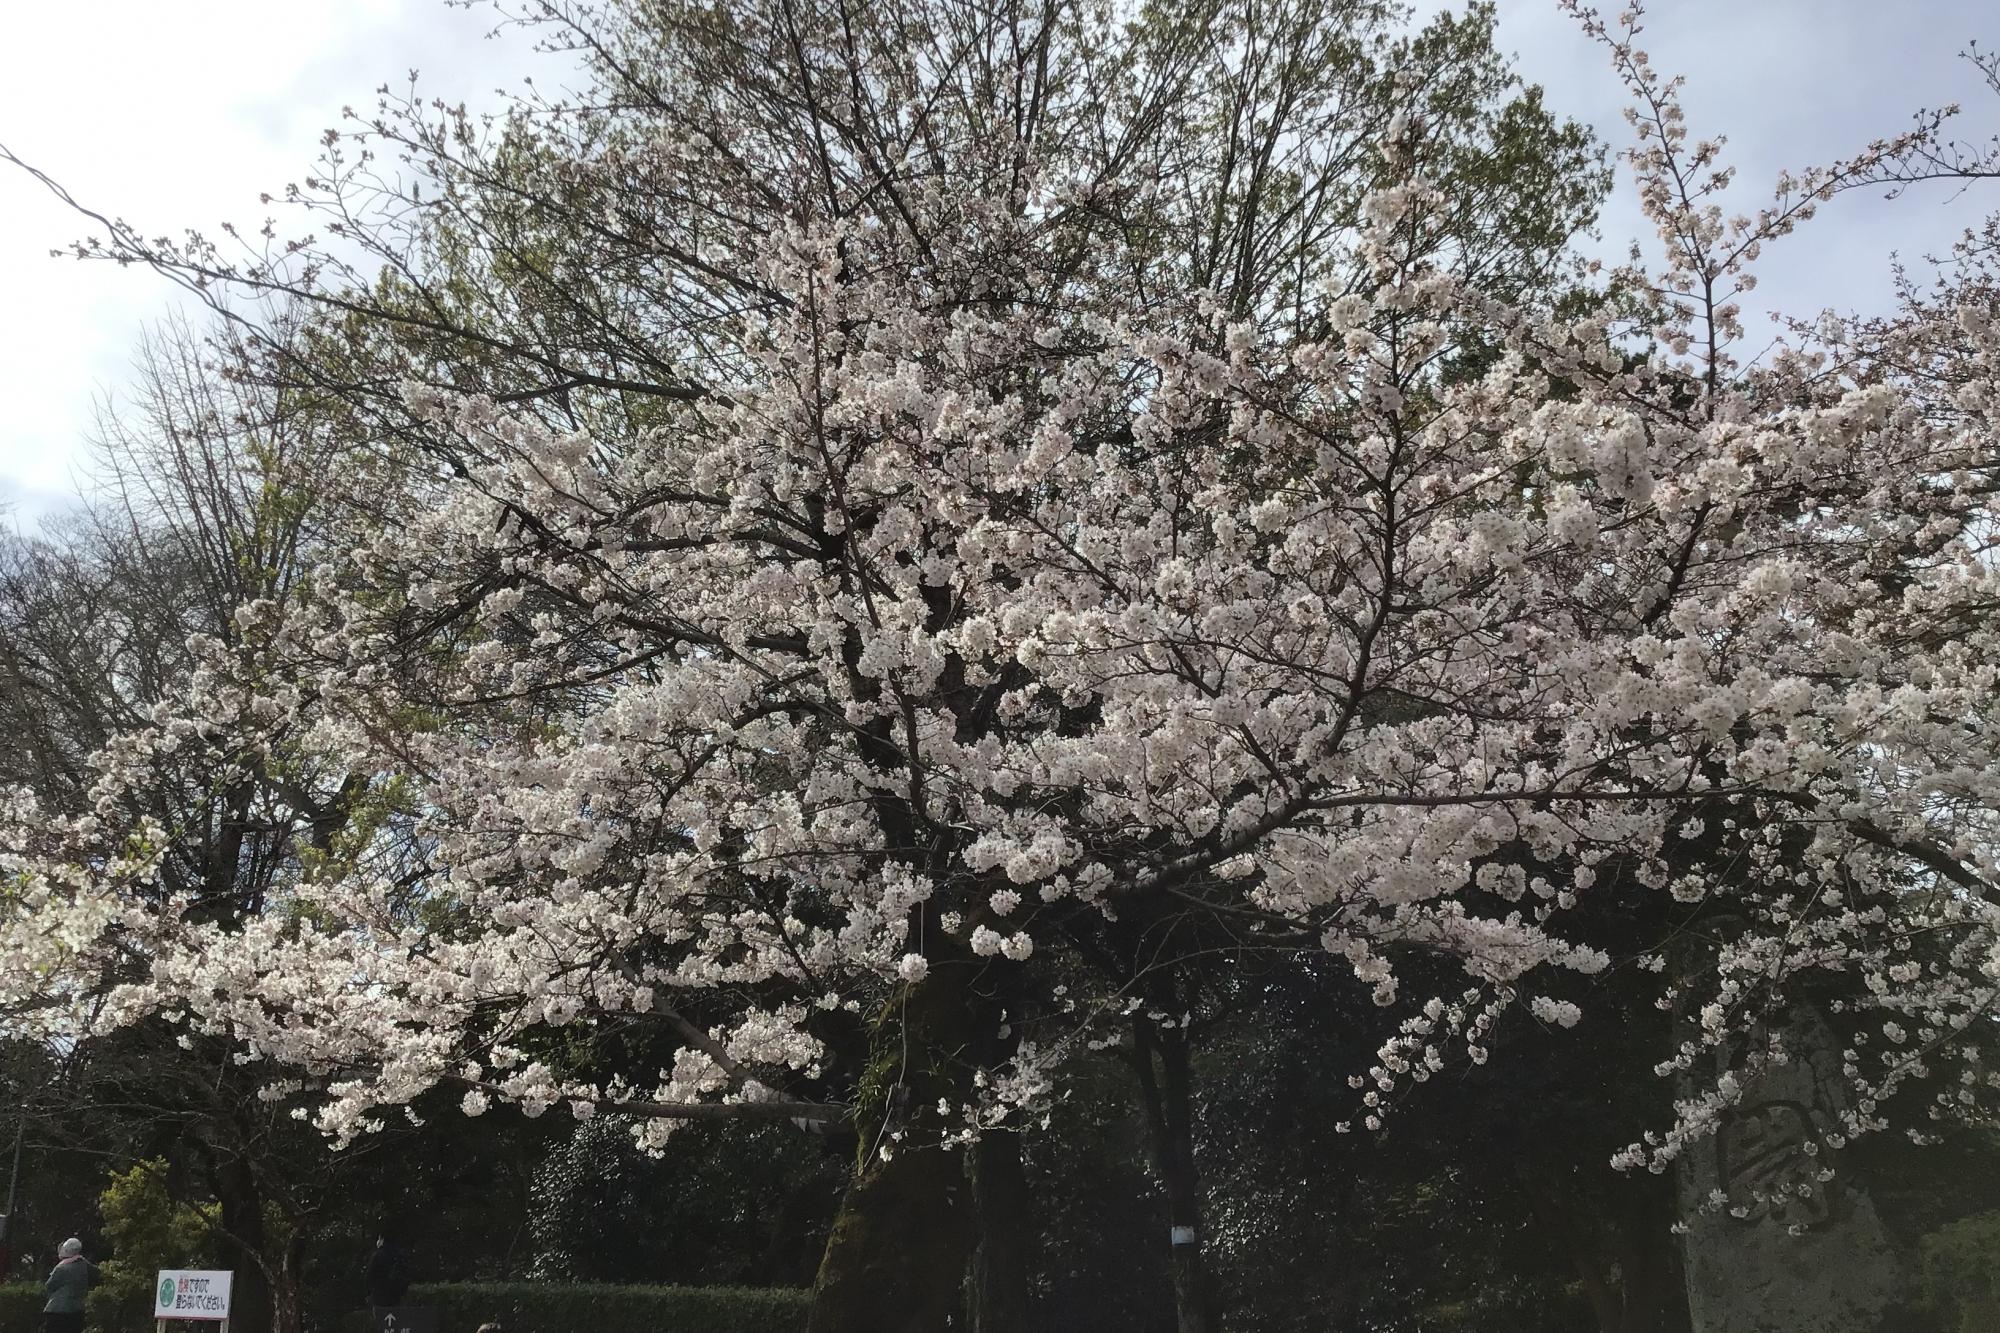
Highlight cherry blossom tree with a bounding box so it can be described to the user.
[5,2,1999,1329]
[0,314,382,1333]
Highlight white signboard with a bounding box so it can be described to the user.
[155,1270,233,1321]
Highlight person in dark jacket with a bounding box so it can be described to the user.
[364,1234,410,1309]
[43,1238,92,1333]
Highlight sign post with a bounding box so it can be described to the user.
[155,1270,233,1333]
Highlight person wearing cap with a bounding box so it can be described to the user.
[43,1238,92,1333]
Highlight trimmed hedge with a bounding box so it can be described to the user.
[371,1283,809,1333]
[4,1279,809,1333]
[0,1280,149,1333]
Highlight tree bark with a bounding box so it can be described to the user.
[807,966,981,1333]
[1521,1174,1620,1333]
[809,1140,970,1333]
[965,1130,1032,1333]
[213,1159,275,1333]
[270,1229,306,1333]
[1521,1169,1683,1333]
[1613,1182,1678,1333]
[1134,1017,1217,1333]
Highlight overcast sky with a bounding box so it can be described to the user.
[0,0,551,531]
[2,0,1995,533]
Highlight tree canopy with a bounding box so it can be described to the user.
[4,2,2000,1330]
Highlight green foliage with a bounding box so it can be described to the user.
[397,1282,808,1333]
[0,1280,150,1333]
[94,1159,220,1322]
[96,1160,218,1270]
[527,1118,840,1288]
[293,773,417,895]
[0,1283,39,1333]
[87,1283,152,1333]
[1920,1209,2000,1333]
[1022,1050,1174,1333]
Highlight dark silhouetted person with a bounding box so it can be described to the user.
[365,1234,410,1310]
[43,1238,91,1333]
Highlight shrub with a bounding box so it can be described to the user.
[0,1279,147,1333]
[93,1160,221,1329]
[1920,1210,2000,1333]
[0,1283,40,1333]
[11,1276,810,1333]
[386,1282,809,1333]
[88,1281,150,1333]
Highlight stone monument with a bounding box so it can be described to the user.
[1678,1006,1902,1333]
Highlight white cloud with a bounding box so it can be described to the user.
[0,0,547,531]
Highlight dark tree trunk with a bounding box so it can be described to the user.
[1613,1180,1683,1333]
[1522,1170,1686,1333]
[810,1139,970,1333]
[808,963,984,1333]
[1522,1176,1621,1333]
[214,1159,275,1333]
[965,1130,1032,1333]
[270,1229,306,1333]
[1616,1235,1669,1333]
[1134,1017,1216,1333]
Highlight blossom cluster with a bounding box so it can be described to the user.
[1,0,1995,1177]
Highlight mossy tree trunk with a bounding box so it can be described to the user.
[808,961,985,1333]
[809,1133,972,1333]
